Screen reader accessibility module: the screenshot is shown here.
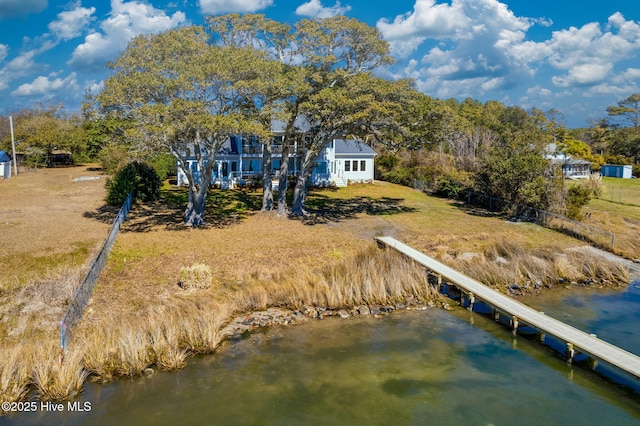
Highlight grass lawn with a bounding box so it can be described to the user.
[88,180,589,319]
[597,177,640,207]
[0,165,112,288]
[584,177,640,259]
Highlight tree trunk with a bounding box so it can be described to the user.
[290,150,317,217]
[261,141,273,211]
[185,185,207,227]
[291,172,309,217]
[277,141,291,216]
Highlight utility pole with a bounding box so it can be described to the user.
[9,116,18,176]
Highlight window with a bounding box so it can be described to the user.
[345,160,350,172]
[352,160,358,171]
[361,160,366,171]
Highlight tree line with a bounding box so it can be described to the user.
[2,14,638,226]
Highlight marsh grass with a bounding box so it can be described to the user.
[453,238,629,291]
[0,345,31,403]
[227,245,439,311]
[31,341,87,401]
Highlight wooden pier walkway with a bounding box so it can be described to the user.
[375,236,640,381]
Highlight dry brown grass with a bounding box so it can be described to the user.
[31,340,87,401]
[0,165,111,289]
[0,344,31,403]
[450,238,629,292]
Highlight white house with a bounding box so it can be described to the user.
[176,135,376,188]
[0,151,11,179]
[313,139,376,187]
[544,144,591,179]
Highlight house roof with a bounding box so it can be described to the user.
[0,150,11,163]
[563,158,592,166]
[271,117,313,134]
[333,139,376,156]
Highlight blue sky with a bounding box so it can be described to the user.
[0,0,639,128]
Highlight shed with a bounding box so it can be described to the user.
[601,164,632,179]
[0,150,11,179]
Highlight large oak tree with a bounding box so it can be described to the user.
[94,26,272,226]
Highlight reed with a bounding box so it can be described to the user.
[227,245,440,311]
[115,324,154,377]
[454,239,629,291]
[80,326,120,382]
[0,344,31,403]
[31,341,88,401]
[146,308,188,371]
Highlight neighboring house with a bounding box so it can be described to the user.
[560,158,592,179]
[601,164,633,179]
[0,150,11,179]
[176,125,376,188]
[545,144,591,179]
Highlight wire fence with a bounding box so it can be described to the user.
[413,180,616,251]
[598,184,640,207]
[59,192,133,353]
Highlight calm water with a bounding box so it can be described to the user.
[4,280,640,425]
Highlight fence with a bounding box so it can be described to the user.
[413,180,616,251]
[598,184,640,207]
[464,191,615,250]
[59,192,133,353]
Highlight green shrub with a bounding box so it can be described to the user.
[99,143,129,174]
[106,161,161,206]
[433,171,471,199]
[149,153,177,181]
[565,183,593,220]
[381,167,414,186]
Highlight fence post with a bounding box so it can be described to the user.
[611,233,615,250]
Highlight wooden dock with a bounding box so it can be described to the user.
[375,236,640,381]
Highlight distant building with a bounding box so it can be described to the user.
[601,164,633,179]
[545,143,592,179]
[0,150,11,179]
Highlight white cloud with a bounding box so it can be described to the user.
[0,45,8,62]
[377,0,468,50]
[379,1,640,106]
[526,85,552,97]
[68,0,186,69]
[552,63,613,88]
[295,0,351,19]
[198,0,273,14]
[0,0,46,19]
[6,50,38,73]
[12,72,78,97]
[0,50,40,92]
[48,5,96,41]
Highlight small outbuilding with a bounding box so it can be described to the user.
[0,150,11,179]
[601,164,633,179]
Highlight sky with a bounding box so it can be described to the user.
[0,0,639,128]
